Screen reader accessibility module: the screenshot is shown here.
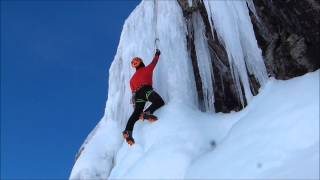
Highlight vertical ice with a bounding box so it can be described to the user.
[70,0,197,179]
[103,0,198,131]
[203,0,268,105]
[192,11,215,112]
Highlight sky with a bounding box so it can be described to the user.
[1,0,140,179]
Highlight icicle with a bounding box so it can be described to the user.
[192,11,215,112]
[203,0,268,105]
[202,0,215,41]
[245,0,261,22]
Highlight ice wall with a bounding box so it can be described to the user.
[70,1,197,179]
[104,0,198,131]
[70,0,268,179]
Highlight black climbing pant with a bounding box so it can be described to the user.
[125,85,165,132]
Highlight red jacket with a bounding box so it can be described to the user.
[130,55,160,93]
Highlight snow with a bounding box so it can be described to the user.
[71,70,319,179]
[186,70,319,179]
[109,102,211,179]
[70,0,319,179]
[107,70,319,179]
[69,118,122,179]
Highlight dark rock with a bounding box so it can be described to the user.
[248,0,320,79]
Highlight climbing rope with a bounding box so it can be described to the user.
[153,0,159,50]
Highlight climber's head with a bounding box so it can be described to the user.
[131,57,145,69]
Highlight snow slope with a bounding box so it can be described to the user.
[187,70,319,179]
[107,71,319,179]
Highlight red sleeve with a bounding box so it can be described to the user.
[146,55,160,71]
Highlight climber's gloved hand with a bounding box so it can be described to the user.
[155,49,161,56]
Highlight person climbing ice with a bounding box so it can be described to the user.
[122,49,165,145]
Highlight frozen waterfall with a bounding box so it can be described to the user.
[70,0,269,179]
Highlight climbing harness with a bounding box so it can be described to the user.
[135,90,153,103]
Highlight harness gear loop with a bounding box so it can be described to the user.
[146,90,153,100]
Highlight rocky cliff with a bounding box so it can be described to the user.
[249,0,319,79]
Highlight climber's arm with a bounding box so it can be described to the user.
[146,49,161,71]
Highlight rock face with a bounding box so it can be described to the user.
[178,0,319,112]
[249,0,320,79]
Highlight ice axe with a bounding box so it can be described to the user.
[155,38,160,50]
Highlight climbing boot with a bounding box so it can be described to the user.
[139,111,158,122]
[122,130,135,146]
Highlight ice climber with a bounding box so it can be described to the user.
[123,49,165,145]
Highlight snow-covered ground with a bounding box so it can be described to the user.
[108,70,319,179]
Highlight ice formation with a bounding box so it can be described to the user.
[69,1,318,179]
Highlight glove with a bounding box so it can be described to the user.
[155,49,161,56]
